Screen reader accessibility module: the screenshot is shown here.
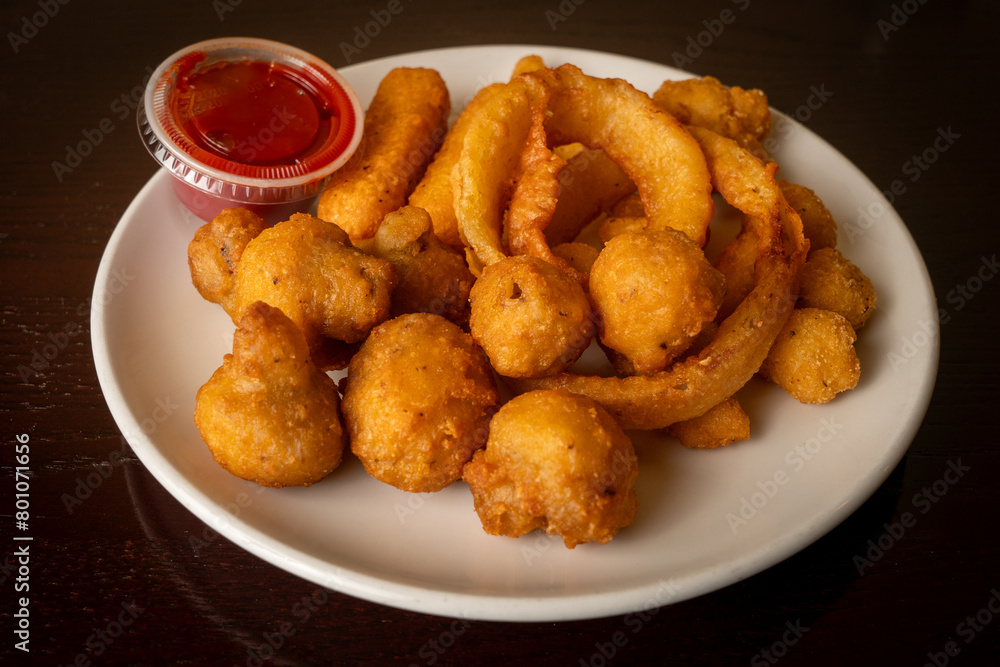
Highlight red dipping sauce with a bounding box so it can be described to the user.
[140,38,363,223]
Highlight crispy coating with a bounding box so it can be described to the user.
[463,389,639,548]
[551,242,600,279]
[798,247,876,329]
[188,208,268,318]
[510,54,547,77]
[779,181,838,252]
[469,255,595,378]
[512,127,808,430]
[609,191,645,217]
[590,229,725,374]
[598,215,647,245]
[606,319,722,377]
[539,65,715,246]
[760,307,860,404]
[668,396,750,449]
[371,206,474,326]
[342,313,499,492]
[653,76,771,155]
[233,213,397,366]
[408,82,506,247]
[713,230,758,321]
[544,144,636,247]
[456,74,550,268]
[506,98,574,279]
[194,302,345,488]
[455,64,715,272]
[591,164,647,245]
[317,68,450,241]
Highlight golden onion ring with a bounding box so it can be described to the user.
[510,126,808,429]
[455,64,714,278]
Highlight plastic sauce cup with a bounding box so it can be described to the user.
[139,37,363,224]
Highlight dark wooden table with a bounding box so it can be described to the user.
[3,0,998,665]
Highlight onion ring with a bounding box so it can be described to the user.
[510,126,808,429]
[454,75,550,268]
[535,64,714,246]
[455,64,714,279]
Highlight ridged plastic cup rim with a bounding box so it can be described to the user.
[139,37,364,204]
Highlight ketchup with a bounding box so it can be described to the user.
[169,59,340,168]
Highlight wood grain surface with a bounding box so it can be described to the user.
[2,0,997,665]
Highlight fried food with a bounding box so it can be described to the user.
[759,307,860,404]
[408,82,506,247]
[544,144,636,246]
[512,126,808,429]
[462,389,638,548]
[668,396,750,449]
[511,54,547,77]
[194,302,345,487]
[653,76,771,157]
[233,212,396,367]
[598,216,647,244]
[317,68,450,241]
[551,242,600,279]
[609,191,645,217]
[455,74,550,268]
[469,255,595,378]
[505,98,573,279]
[454,64,715,278]
[342,313,500,493]
[589,228,725,374]
[712,229,759,321]
[371,206,474,326]
[409,57,551,248]
[797,247,876,328]
[188,207,268,318]
[779,181,838,252]
[540,64,715,246]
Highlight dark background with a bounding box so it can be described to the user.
[2,0,998,665]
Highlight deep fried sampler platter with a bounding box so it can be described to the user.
[182,56,878,553]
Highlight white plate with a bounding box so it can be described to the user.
[92,45,938,622]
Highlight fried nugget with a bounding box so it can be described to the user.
[233,213,396,367]
[194,302,345,488]
[779,181,838,252]
[798,247,876,329]
[760,308,860,404]
[463,389,639,548]
[469,255,595,378]
[589,229,725,374]
[668,396,750,449]
[342,313,499,493]
[188,208,268,317]
[317,68,450,241]
[370,206,474,326]
[653,76,771,155]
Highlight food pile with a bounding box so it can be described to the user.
[188,56,876,549]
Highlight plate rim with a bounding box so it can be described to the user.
[91,43,940,622]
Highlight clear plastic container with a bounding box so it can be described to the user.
[139,37,363,223]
